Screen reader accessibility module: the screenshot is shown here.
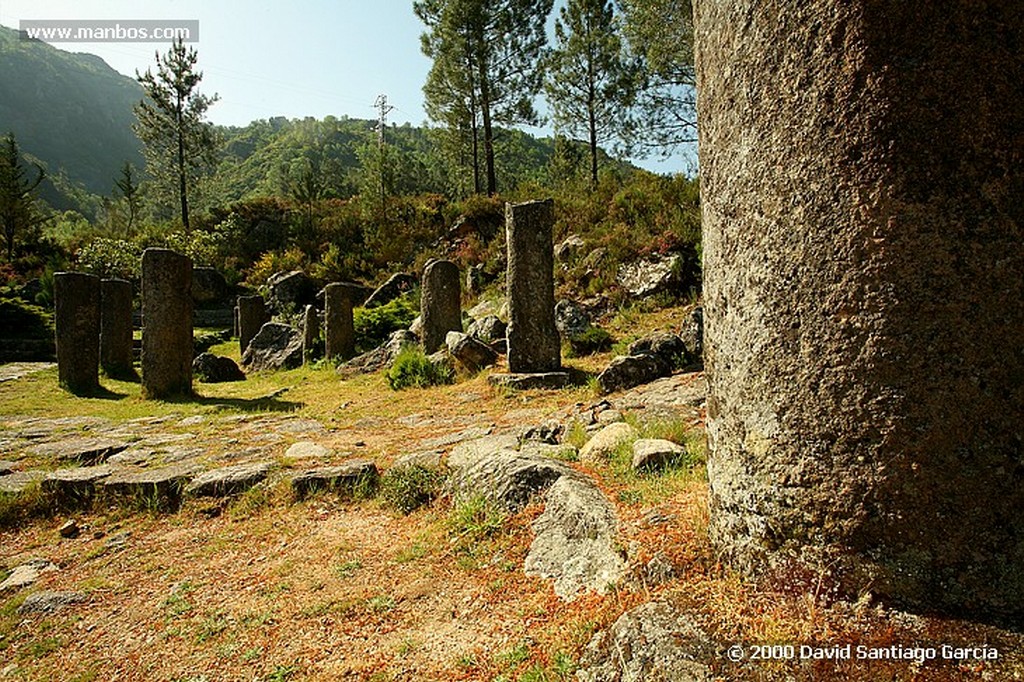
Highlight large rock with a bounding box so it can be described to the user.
[101,465,195,507]
[324,283,359,360]
[576,602,715,682]
[554,299,591,339]
[677,306,703,364]
[42,465,113,506]
[141,249,193,399]
[241,322,303,372]
[18,591,88,614]
[290,460,379,499]
[363,272,417,309]
[465,315,506,344]
[506,200,561,373]
[445,331,498,372]
[596,354,664,394]
[697,1,1024,619]
[579,422,638,463]
[27,437,128,465]
[192,353,245,382]
[267,270,315,311]
[627,332,689,373]
[450,448,574,512]
[54,272,100,394]
[447,434,520,471]
[631,439,687,473]
[191,267,230,304]
[339,330,418,376]
[617,252,694,298]
[0,559,58,592]
[524,475,627,600]
[185,462,273,497]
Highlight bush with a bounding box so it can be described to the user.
[0,297,53,339]
[567,326,613,356]
[354,295,418,353]
[386,345,453,390]
[379,465,444,514]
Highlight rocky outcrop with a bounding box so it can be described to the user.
[363,272,417,309]
[267,270,315,311]
[193,353,245,383]
[241,323,303,372]
[445,331,498,372]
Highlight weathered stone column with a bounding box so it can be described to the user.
[301,304,320,363]
[506,200,560,373]
[420,260,461,354]
[100,278,134,379]
[324,284,357,361]
[695,1,1024,620]
[141,249,193,399]
[54,272,100,394]
[237,295,267,356]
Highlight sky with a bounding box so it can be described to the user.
[0,0,692,175]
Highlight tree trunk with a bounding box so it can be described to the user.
[176,96,189,232]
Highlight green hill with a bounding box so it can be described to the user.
[0,25,144,202]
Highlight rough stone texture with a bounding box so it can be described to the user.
[450,448,574,512]
[191,267,230,305]
[524,475,627,600]
[192,353,245,382]
[465,315,506,344]
[0,471,45,494]
[631,439,686,473]
[17,591,88,614]
[101,464,195,506]
[339,330,418,376]
[301,304,319,362]
[0,560,58,592]
[447,434,520,471]
[420,260,462,353]
[696,2,1024,619]
[506,199,561,373]
[42,465,113,506]
[486,372,570,391]
[27,437,127,465]
[445,331,498,372]
[267,270,315,310]
[141,249,193,399]
[324,283,358,360]
[284,441,332,461]
[579,422,638,463]
[364,272,416,308]
[290,460,379,499]
[678,305,703,365]
[627,332,689,373]
[54,271,100,394]
[577,602,715,682]
[241,322,303,372]
[617,253,690,298]
[0,460,14,475]
[553,299,591,339]
[596,354,664,394]
[185,462,273,497]
[99,278,134,379]
[237,295,268,356]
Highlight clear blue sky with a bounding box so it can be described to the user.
[0,0,691,174]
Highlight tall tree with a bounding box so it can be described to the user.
[134,38,219,231]
[113,161,140,235]
[619,0,697,154]
[545,0,638,187]
[415,0,553,196]
[0,132,47,261]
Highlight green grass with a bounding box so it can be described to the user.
[378,465,444,514]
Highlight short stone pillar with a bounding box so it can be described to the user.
[420,260,462,354]
[54,272,100,394]
[141,249,193,399]
[100,278,134,379]
[237,295,267,356]
[505,200,560,373]
[695,1,1024,620]
[324,283,358,360]
[301,304,320,363]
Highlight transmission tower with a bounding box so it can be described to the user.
[373,94,395,212]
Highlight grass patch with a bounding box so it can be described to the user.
[0,483,52,530]
[378,465,444,514]
[335,559,362,579]
[386,345,454,390]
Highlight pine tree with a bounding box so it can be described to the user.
[0,132,47,261]
[113,161,140,235]
[545,0,638,188]
[415,0,553,196]
[134,38,219,231]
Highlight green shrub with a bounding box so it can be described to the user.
[379,465,444,514]
[567,326,613,356]
[0,297,53,339]
[386,345,454,390]
[354,295,418,353]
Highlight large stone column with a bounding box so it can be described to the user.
[141,249,193,399]
[695,2,1024,620]
[301,304,320,363]
[237,295,267,356]
[100,278,134,379]
[506,200,560,373]
[420,260,461,354]
[324,284,357,361]
[54,272,100,394]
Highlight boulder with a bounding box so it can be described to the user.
[447,434,521,471]
[267,270,315,311]
[678,306,704,366]
[241,323,303,372]
[627,332,689,374]
[363,272,417,309]
[487,372,571,390]
[617,253,694,298]
[339,330,418,376]
[596,354,664,394]
[0,559,58,592]
[27,437,128,465]
[579,422,639,463]
[554,299,592,339]
[576,602,715,682]
[445,331,498,372]
[555,234,586,263]
[524,475,627,599]
[191,267,230,305]
[101,464,195,510]
[631,439,687,472]
[284,441,332,461]
[193,353,246,382]
[466,315,506,344]
[450,448,575,512]
[42,465,113,507]
[185,462,273,497]
[17,591,88,614]
[290,460,379,499]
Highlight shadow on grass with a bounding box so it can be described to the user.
[163,389,305,413]
[63,384,131,400]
